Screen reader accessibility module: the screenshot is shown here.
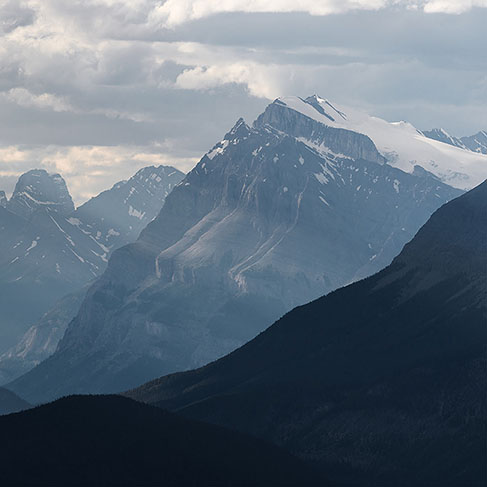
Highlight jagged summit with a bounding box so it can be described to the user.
[266,96,487,190]
[75,164,184,249]
[460,130,487,154]
[7,169,74,219]
[422,128,466,149]
[227,117,252,137]
[423,128,487,155]
[303,95,347,122]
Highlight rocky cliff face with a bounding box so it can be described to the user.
[255,98,386,164]
[0,166,184,354]
[7,170,75,220]
[9,98,464,403]
[74,165,184,251]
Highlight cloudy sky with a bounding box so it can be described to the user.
[0,0,486,204]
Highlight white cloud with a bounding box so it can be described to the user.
[175,62,285,98]
[151,0,387,27]
[152,0,486,26]
[3,87,72,111]
[423,0,487,14]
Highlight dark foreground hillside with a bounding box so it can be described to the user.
[128,182,487,486]
[0,394,322,487]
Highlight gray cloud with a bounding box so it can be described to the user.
[0,0,36,35]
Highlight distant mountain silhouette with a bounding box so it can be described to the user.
[128,182,487,486]
[0,395,322,487]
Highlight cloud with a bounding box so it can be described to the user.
[175,62,284,98]
[152,0,486,26]
[423,0,487,14]
[151,0,388,27]
[1,85,152,121]
[0,0,36,35]
[3,87,72,112]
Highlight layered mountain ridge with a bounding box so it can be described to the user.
[128,181,487,486]
[8,95,470,403]
[423,128,487,154]
[0,165,184,354]
[0,287,88,385]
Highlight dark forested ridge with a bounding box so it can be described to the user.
[0,394,323,486]
[127,182,487,486]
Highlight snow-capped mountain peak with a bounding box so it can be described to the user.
[270,96,487,190]
[303,95,348,122]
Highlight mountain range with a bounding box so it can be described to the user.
[127,180,487,486]
[423,128,487,154]
[9,95,486,404]
[0,165,184,354]
[0,287,87,385]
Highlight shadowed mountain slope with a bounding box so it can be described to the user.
[127,182,487,486]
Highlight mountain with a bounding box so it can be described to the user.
[7,169,75,219]
[73,165,185,250]
[8,96,473,404]
[461,130,487,154]
[0,286,88,385]
[424,128,487,155]
[0,395,322,486]
[272,96,487,190]
[127,182,487,486]
[0,387,30,415]
[422,128,467,149]
[0,166,184,352]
